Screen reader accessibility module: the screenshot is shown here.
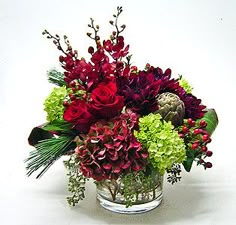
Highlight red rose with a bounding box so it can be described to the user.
[63,99,95,133]
[89,82,124,119]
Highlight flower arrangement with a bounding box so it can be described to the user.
[26,7,218,213]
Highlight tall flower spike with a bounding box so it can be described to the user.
[87,18,101,48]
[42,30,67,55]
[110,6,126,44]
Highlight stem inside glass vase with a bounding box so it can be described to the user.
[103,179,119,201]
[96,170,163,214]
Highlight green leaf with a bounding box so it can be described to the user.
[183,150,195,172]
[28,126,54,146]
[183,158,194,172]
[201,108,219,136]
[42,120,73,133]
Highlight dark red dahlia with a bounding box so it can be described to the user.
[120,71,161,115]
[181,94,206,119]
[76,115,148,181]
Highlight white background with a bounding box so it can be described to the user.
[0,0,236,224]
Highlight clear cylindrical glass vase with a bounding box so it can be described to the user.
[96,171,163,214]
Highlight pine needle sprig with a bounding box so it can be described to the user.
[47,69,66,87]
[25,135,76,178]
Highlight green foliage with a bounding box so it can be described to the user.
[200,108,219,136]
[179,75,193,94]
[64,155,88,206]
[134,113,186,174]
[25,135,75,178]
[42,120,73,133]
[183,149,195,172]
[47,69,66,86]
[44,86,67,122]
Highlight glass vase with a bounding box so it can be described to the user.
[96,171,163,214]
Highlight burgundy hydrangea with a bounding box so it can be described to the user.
[75,114,148,181]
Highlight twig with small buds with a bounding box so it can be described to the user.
[87,18,100,47]
[110,6,126,44]
[43,30,78,60]
[42,30,67,55]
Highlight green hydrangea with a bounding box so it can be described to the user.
[179,76,193,94]
[44,86,67,122]
[134,113,186,174]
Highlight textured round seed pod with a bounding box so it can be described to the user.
[156,92,185,127]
